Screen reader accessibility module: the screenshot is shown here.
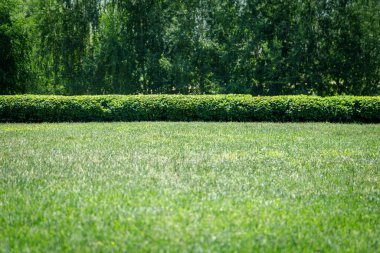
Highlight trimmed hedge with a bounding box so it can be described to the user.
[0,95,379,123]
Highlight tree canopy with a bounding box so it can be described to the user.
[1,0,379,95]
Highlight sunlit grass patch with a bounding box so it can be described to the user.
[0,122,379,252]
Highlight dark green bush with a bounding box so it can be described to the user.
[0,95,379,122]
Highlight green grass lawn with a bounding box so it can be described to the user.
[1,122,379,252]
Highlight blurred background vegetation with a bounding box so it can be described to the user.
[1,0,379,95]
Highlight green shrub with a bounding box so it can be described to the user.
[0,95,379,122]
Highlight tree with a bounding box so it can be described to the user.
[1,0,379,95]
[0,0,30,94]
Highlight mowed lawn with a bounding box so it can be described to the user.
[0,122,379,252]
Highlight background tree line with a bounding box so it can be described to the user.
[1,0,379,95]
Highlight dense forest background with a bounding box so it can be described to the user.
[1,0,379,95]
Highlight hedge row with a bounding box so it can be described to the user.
[0,95,379,123]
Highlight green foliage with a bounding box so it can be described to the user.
[0,0,30,94]
[1,95,379,122]
[0,0,379,95]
